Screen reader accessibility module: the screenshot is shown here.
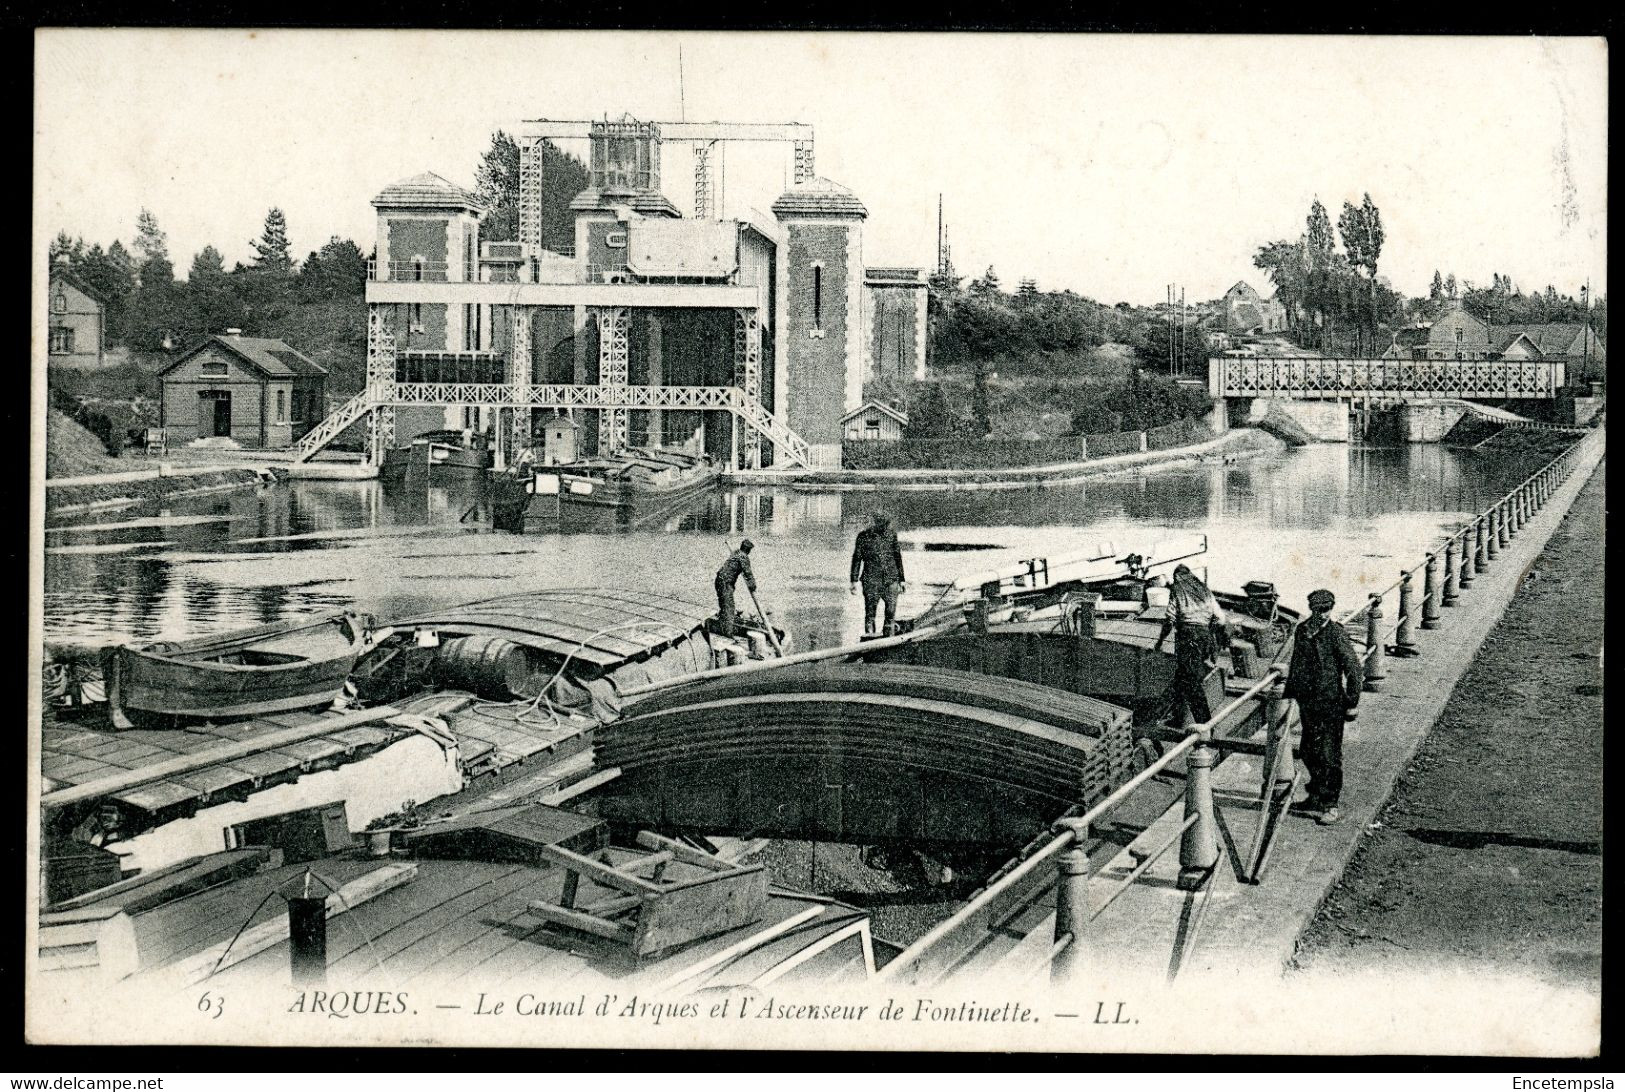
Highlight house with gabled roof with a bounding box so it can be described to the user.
[1221,281,1287,335]
[1490,322,1606,383]
[842,398,908,442]
[47,271,107,368]
[157,331,328,448]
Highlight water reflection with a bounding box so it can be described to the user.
[42,444,1548,651]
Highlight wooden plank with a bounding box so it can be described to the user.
[534,844,663,895]
[635,831,738,873]
[51,849,274,914]
[615,851,673,878]
[526,901,635,942]
[152,862,416,988]
[41,707,404,810]
[632,868,770,956]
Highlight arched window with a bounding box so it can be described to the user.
[53,292,67,314]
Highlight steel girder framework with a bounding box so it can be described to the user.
[508,306,534,465]
[734,309,763,469]
[366,304,397,464]
[1212,357,1566,400]
[595,307,631,453]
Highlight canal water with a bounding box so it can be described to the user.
[43,444,1549,652]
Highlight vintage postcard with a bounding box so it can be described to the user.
[28,29,1606,1057]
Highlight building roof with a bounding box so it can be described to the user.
[842,399,909,425]
[771,177,868,219]
[49,270,106,306]
[568,189,681,217]
[1225,281,1260,300]
[159,335,328,379]
[1489,323,1599,356]
[371,172,484,212]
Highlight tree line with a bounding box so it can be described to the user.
[1423,270,1605,336]
[49,208,368,355]
[1251,195,1401,356]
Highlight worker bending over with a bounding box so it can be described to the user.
[714,539,756,639]
[1154,564,1230,725]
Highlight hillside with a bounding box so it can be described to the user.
[46,408,122,478]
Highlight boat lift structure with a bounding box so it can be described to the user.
[293,118,836,473]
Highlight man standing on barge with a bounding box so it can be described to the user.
[850,512,906,637]
[1283,588,1364,826]
[1154,564,1230,725]
[715,539,756,639]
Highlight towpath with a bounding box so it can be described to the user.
[1290,462,1604,990]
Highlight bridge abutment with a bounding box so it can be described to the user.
[1240,398,1350,443]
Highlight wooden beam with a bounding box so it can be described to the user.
[527,901,635,942]
[535,843,663,895]
[41,707,405,810]
[635,831,737,873]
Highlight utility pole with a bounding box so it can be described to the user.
[1180,286,1187,377]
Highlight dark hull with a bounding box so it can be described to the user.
[381,441,493,484]
[107,613,365,720]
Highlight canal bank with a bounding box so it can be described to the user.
[727,426,1284,491]
[1289,461,1603,990]
[44,466,277,517]
[952,428,1604,1052]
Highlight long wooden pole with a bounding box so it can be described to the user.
[744,584,786,657]
[41,705,405,811]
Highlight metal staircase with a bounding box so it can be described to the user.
[731,391,813,469]
[292,390,373,463]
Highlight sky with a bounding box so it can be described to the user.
[33,31,1608,306]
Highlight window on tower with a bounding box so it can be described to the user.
[813,265,823,328]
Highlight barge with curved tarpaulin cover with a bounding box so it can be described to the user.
[103,612,369,726]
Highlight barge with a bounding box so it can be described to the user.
[379,430,493,484]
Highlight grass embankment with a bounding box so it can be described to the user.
[45,410,267,514]
[927,343,1143,440]
[45,409,122,478]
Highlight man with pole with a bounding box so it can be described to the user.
[714,539,757,639]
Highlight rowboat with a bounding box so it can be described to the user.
[104,612,369,725]
[380,430,493,484]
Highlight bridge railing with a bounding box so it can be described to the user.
[880,424,1605,988]
[1211,357,1567,400]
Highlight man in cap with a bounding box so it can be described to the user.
[1153,563,1231,725]
[714,539,757,639]
[1283,588,1364,825]
[850,512,907,636]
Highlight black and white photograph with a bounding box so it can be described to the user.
[26,29,1606,1059]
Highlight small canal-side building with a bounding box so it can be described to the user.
[47,272,106,368]
[158,333,328,448]
[842,399,908,441]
